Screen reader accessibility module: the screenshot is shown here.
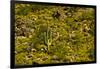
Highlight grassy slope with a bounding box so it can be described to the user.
[15,3,95,65]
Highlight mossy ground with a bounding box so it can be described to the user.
[15,3,95,65]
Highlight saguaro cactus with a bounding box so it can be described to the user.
[44,27,52,52]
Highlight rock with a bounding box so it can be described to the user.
[52,55,60,60]
[51,60,60,63]
[26,54,33,60]
[42,56,49,61]
[15,51,17,54]
[31,48,37,52]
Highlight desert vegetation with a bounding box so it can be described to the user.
[15,3,95,65]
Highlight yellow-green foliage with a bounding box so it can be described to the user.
[15,3,95,65]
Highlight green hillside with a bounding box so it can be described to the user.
[15,3,95,65]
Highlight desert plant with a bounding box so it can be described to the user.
[44,26,52,52]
